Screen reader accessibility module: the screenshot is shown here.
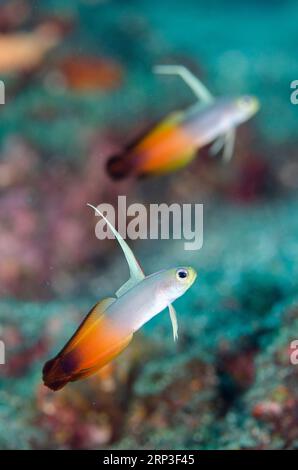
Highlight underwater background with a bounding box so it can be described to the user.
[0,0,298,449]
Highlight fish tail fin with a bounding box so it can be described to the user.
[106,152,134,180]
[42,357,69,391]
[43,329,133,391]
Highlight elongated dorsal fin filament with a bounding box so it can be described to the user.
[87,203,145,297]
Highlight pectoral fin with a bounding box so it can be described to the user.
[210,136,225,156]
[169,304,178,341]
[210,129,236,162]
[222,128,236,162]
[87,204,145,297]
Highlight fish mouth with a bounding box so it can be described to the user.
[250,96,260,115]
[237,95,260,119]
[187,266,197,287]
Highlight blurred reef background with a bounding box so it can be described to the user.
[1,0,298,449]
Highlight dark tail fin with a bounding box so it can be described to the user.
[42,357,69,391]
[106,153,134,180]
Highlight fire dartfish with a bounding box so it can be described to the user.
[107,65,260,178]
[43,204,197,391]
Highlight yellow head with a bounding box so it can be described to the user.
[158,266,197,303]
[235,95,260,120]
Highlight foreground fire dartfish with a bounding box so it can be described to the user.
[107,65,260,178]
[43,204,197,391]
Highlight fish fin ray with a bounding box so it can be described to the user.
[210,128,236,162]
[210,136,225,156]
[154,65,214,104]
[87,204,145,296]
[222,128,236,162]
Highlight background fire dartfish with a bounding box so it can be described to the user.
[107,65,259,178]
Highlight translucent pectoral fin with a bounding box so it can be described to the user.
[222,128,236,162]
[210,128,236,162]
[210,136,225,156]
[153,65,214,104]
[168,304,178,341]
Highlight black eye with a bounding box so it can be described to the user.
[177,269,188,279]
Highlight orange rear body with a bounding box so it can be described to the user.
[107,113,197,178]
[43,299,132,391]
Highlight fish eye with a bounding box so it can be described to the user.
[176,268,188,280]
